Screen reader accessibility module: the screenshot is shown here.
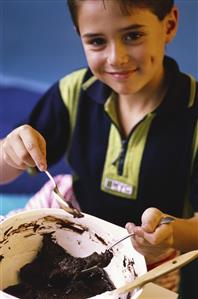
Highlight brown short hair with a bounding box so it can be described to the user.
[67,0,174,32]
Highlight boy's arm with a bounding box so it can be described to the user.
[172,213,198,252]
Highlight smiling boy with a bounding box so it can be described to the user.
[0,0,198,294]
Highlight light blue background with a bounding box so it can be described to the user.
[0,0,197,91]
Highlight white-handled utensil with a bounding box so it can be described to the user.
[114,249,198,295]
[45,170,83,218]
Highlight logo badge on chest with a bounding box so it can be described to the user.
[104,178,133,195]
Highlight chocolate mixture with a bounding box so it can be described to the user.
[4,233,115,299]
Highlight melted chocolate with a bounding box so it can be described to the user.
[0,216,88,248]
[4,233,115,299]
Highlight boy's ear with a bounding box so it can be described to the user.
[165,6,179,44]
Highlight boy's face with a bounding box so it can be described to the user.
[78,0,177,96]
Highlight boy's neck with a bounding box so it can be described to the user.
[118,69,167,111]
[115,73,168,137]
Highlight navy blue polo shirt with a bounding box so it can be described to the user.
[27,56,198,227]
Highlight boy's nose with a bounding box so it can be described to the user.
[107,43,130,67]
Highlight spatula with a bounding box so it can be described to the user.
[114,249,198,295]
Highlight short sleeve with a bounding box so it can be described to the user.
[22,82,70,167]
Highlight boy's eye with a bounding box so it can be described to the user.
[88,37,106,46]
[124,32,144,42]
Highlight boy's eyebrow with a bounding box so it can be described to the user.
[82,33,102,38]
[119,24,146,32]
[82,24,146,38]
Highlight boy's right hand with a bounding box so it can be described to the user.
[2,125,47,171]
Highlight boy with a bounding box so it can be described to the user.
[1,0,198,293]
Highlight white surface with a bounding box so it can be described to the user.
[0,291,19,299]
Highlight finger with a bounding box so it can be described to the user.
[126,223,144,239]
[2,135,34,169]
[130,234,152,255]
[125,222,136,233]
[19,126,47,171]
[37,133,47,158]
[141,207,164,233]
[12,135,36,167]
[3,146,28,170]
[125,223,147,245]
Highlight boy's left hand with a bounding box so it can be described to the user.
[125,207,175,263]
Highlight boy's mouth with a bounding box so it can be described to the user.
[106,69,138,80]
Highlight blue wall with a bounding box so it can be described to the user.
[0,0,197,91]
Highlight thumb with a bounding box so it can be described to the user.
[141,207,164,233]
